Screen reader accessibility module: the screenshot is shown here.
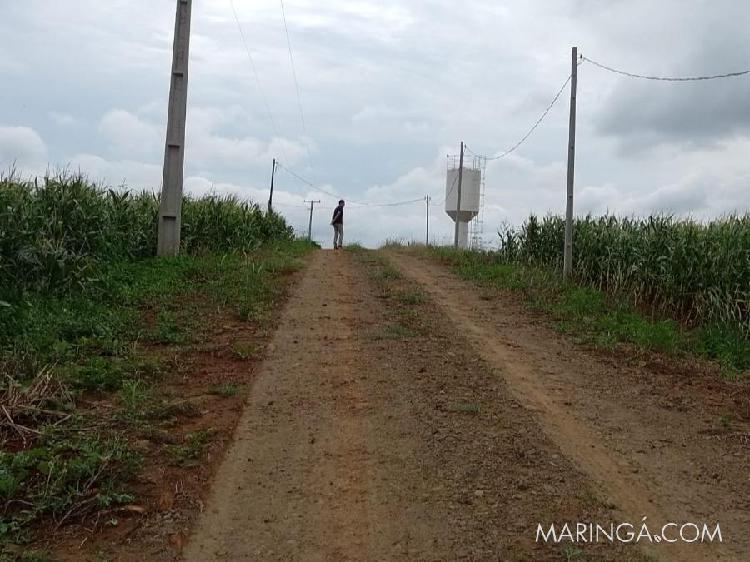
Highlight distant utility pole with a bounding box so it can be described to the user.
[563,46,578,278]
[305,200,321,240]
[157,0,193,257]
[453,141,464,248]
[268,158,277,214]
[425,195,431,245]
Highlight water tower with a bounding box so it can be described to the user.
[445,156,482,248]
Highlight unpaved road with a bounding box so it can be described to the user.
[183,250,745,561]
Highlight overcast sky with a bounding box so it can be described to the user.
[1,0,749,247]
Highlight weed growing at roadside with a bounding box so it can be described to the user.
[0,233,315,542]
[450,403,481,415]
[427,246,750,377]
[371,323,416,341]
[397,289,426,306]
[231,342,258,360]
[167,430,215,466]
[0,432,139,541]
[209,383,240,397]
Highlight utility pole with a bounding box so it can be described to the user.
[305,200,320,240]
[157,0,193,257]
[453,141,464,248]
[563,46,578,278]
[425,195,431,246]
[268,158,277,214]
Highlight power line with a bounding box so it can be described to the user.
[355,197,425,208]
[274,202,309,209]
[581,55,750,81]
[278,0,308,139]
[466,68,577,161]
[229,0,289,162]
[275,162,357,204]
[276,162,426,208]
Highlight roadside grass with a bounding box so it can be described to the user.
[0,240,315,545]
[425,246,750,378]
[376,265,402,281]
[0,550,52,562]
[371,323,416,341]
[352,250,425,340]
[167,429,215,467]
[397,289,426,306]
[209,383,240,397]
[382,239,425,249]
[345,242,366,252]
[449,403,481,415]
[230,342,258,360]
[0,432,139,544]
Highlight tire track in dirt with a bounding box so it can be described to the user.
[184,249,659,561]
[182,251,437,560]
[387,250,745,562]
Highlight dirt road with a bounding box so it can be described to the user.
[183,250,744,561]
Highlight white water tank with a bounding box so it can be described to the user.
[445,167,481,248]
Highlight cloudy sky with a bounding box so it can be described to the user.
[1,0,749,247]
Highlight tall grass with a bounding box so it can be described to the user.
[493,214,750,335]
[0,171,308,542]
[0,172,293,296]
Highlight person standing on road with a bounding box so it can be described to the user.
[331,199,345,250]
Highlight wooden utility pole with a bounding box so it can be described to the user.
[563,46,578,278]
[268,158,277,214]
[305,200,320,240]
[158,0,193,257]
[425,195,431,246]
[453,141,464,248]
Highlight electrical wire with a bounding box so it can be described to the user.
[354,197,425,208]
[581,55,750,82]
[465,68,576,161]
[279,0,308,139]
[275,162,360,204]
[273,202,309,209]
[229,0,290,163]
[276,162,426,208]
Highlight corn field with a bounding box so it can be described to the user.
[0,173,293,295]
[496,214,750,335]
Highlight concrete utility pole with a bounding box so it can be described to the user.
[305,200,320,240]
[268,158,277,214]
[425,195,431,246]
[157,0,193,257]
[563,46,578,278]
[453,141,464,248]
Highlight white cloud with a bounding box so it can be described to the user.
[99,110,163,160]
[67,153,161,191]
[2,0,750,248]
[49,112,78,127]
[0,126,47,170]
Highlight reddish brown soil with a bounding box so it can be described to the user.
[387,249,749,562]
[35,264,307,561]
[183,250,650,561]
[32,248,749,561]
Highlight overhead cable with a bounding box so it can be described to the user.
[465,68,577,161]
[276,162,424,208]
[229,0,289,162]
[279,0,308,138]
[581,55,750,82]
